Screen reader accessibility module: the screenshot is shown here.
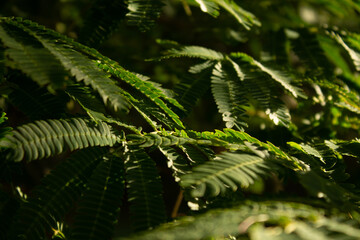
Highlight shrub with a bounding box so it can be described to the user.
[1,1,360,239]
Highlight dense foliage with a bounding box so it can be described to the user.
[1,0,360,239]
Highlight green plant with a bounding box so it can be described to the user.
[1,0,360,239]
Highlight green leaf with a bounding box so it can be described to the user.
[0,118,121,162]
[125,148,166,231]
[159,146,192,182]
[211,61,249,129]
[192,0,260,30]
[288,142,325,164]
[231,52,305,98]
[332,31,360,71]
[0,23,67,91]
[213,0,260,30]
[164,46,224,60]
[181,152,269,197]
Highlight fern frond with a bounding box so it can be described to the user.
[331,31,360,71]
[0,24,67,91]
[316,79,360,114]
[211,61,249,129]
[71,155,125,240]
[180,152,270,197]
[125,148,166,231]
[2,17,186,129]
[10,147,107,240]
[286,139,359,205]
[65,85,143,134]
[186,129,294,162]
[230,52,305,98]
[65,84,108,121]
[0,18,131,112]
[159,146,192,182]
[123,201,360,240]
[127,128,294,167]
[191,0,260,30]
[192,0,219,17]
[164,46,224,60]
[297,170,357,206]
[160,44,301,127]
[78,0,127,47]
[33,35,131,113]
[126,0,164,31]
[212,0,260,30]
[174,67,213,114]
[188,60,214,73]
[180,144,215,165]
[288,142,325,164]
[0,118,120,162]
[103,67,185,129]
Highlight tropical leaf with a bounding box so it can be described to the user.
[212,0,260,30]
[185,128,294,162]
[71,154,125,240]
[9,147,107,240]
[163,46,224,60]
[174,67,213,114]
[316,79,360,114]
[180,143,215,165]
[0,18,131,112]
[125,148,166,231]
[331,31,360,71]
[0,23,67,91]
[192,0,219,17]
[211,61,249,129]
[181,152,270,197]
[159,146,192,182]
[230,52,305,98]
[0,118,121,162]
[1,18,185,129]
[297,170,358,206]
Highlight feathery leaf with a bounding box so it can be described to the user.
[0,118,121,162]
[181,152,270,197]
[0,23,67,91]
[126,0,164,31]
[125,148,166,231]
[230,52,305,98]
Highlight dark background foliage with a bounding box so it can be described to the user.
[1,0,360,239]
